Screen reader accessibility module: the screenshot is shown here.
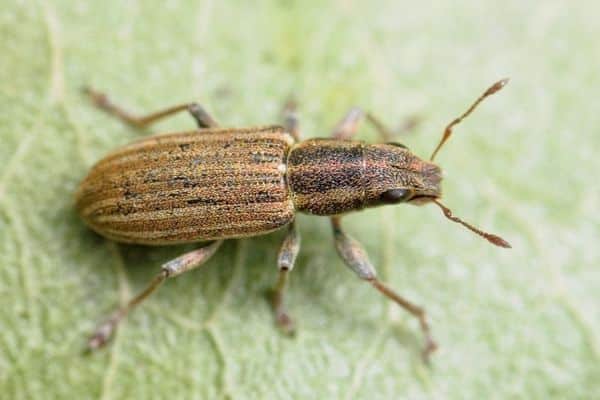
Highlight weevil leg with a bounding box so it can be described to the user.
[187,103,220,128]
[82,86,219,129]
[331,108,419,142]
[269,221,301,335]
[330,217,437,361]
[87,240,223,351]
[282,98,302,141]
[331,107,365,140]
[366,112,421,140]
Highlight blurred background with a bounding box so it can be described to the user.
[1,1,598,398]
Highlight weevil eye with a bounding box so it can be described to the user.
[380,188,413,203]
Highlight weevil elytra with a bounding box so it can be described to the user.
[76,79,510,360]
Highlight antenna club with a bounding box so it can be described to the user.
[486,78,510,96]
[487,234,512,248]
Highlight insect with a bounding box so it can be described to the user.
[76,79,510,360]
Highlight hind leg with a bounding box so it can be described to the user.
[87,240,223,350]
[82,86,219,129]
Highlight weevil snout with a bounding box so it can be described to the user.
[363,143,442,208]
[407,161,443,205]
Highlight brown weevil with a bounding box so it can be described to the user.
[76,79,510,360]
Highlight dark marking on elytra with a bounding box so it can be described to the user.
[256,190,279,202]
[123,189,139,199]
[143,171,160,184]
[186,198,218,206]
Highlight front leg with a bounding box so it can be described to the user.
[330,217,437,361]
[331,107,418,142]
[282,98,302,141]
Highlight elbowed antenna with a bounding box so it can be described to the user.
[432,199,511,248]
[430,78,509,161]
[427,79,511,248]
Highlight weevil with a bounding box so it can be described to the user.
[76,79,511,360]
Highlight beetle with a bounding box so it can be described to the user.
[76,79,510,360]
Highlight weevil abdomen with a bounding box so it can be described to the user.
[75,126,295,245]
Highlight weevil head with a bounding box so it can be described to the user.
[363,142,442,209]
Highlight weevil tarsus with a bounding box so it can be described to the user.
[82,86,219,129]
[87,240,224,350]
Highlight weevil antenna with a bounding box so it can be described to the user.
[432,199,511,248]
[430,78,509,161]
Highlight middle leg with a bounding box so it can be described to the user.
[269,221,301,336]
[282,98,302,141]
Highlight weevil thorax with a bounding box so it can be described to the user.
[287,139,442,216]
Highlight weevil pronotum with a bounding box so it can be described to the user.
[76,79,510,360]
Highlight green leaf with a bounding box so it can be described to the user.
[1,1,598,398]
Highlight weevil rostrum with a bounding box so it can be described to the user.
[76,80,511,359]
